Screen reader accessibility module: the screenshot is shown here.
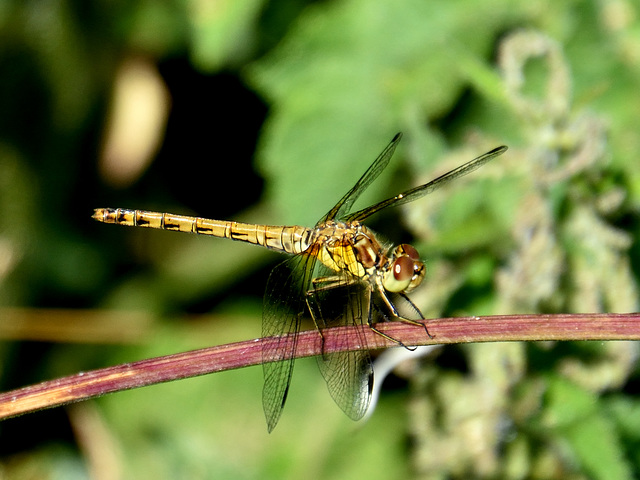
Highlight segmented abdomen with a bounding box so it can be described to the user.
[92,208,312,254]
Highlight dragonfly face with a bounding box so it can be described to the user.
[94,133,508,432]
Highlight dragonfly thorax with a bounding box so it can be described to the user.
[310,221,385,278]
[310,221,424,295]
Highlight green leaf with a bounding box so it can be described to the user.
[188,0,266,71]
[564,415,633,480]
[543,376,633,480]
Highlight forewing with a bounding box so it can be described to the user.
[346,145,508,223]
[319,133,403,223]
[262,252,317,432]
[310,269,374,421]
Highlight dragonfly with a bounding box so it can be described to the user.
[93,133,507,432]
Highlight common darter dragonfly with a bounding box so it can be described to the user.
[93,133,507,432]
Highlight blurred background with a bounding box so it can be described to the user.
[2,1,640,479]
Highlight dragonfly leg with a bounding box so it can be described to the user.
[306,275,362,356]
[308,275,350,292]
[376,283,434,340]
[304,292,325,347]
[306,275,346,330]
[306,275,351,353]
[398,292,434,339]
[363,294,415,350]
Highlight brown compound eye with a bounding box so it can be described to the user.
[384,255,415,293]
[393,255,414,282]
[398,243,419,261]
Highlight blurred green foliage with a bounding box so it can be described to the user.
[1,0,640,479]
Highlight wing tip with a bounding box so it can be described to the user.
[492,145,508,155]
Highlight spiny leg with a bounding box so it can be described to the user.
[305,289,326,352]
[305,275,356,354]
[306,275,433,353]
[366,285,434,348]
[398,292,434,339]
[306,275,349,326]
[366,296,418,351]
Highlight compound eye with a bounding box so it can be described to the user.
[398,243,420,261]
[393,255,414,282]
[383,255,415,293]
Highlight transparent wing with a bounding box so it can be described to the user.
[319,347,373,421]
[308,268,374,421]
[319,133,403,224]
[262,251,318,433]
[346,145,508,223]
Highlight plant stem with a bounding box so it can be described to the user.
[1,312,638,420]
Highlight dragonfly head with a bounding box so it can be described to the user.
[382,244,425,293]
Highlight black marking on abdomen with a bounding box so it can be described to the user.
[117,210,129,223]
[163,220,181,231]
[230,230,249,241]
